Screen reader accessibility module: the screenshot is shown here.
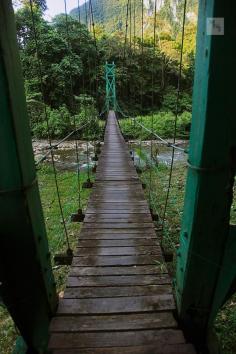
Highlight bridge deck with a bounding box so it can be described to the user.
[49,112,195,353]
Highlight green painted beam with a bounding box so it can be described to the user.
[176,0,236,349]
[0,1,57,352]
[105,62,117,112]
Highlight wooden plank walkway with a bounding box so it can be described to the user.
[49,111,196,353]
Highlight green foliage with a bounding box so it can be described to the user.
[215,296,236,354]
[32,105,72,138]
[162,86,192,113]
[15,2,196,136]
[120,111,191,140]
[0,306,17,354]
[29,96,101,139]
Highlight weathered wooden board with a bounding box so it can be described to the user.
[57,295,175,314]
[63,285,173,299]
[67,274,171,287]
[49,329,185,348]
[50,344,196,354]
[78,239,159,247]
[70,265,167,276]
[72,255,163,266]
[50,312,177,332]
[75,246,161,256]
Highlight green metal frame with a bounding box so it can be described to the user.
[176,0,236,349]
[0,1,57,352]
[105,62,117,112]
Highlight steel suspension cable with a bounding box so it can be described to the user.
[138,0,144,171]
[83,0,94,186]
[161,0,187,241]
[84,0,88,28]
[89,0,99,118]
[148,0,158,209]
[29,0,71,251]
[129,0,132,48]
[131,0,136,137]
[77,0,81,23]
[133,1,136,48]
[123,0,130,62]
[88,0,98,162]
[64,0,83,212]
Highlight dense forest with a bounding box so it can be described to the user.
[15,0,197,138]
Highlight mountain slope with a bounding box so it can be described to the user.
[70,0,198,35]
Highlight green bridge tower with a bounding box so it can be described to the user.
[105,62,117,112]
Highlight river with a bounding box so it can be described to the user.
[33,139,188,171]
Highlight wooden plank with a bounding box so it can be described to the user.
[49,330,185,349]
[84,214,152,222]
[67,275,170,287]
[63,285,173,299]
[86,207,150,213]
[75,246,161,256]
[86,209,150,214]
[72,255,163,266]
[82,223,155,229]
[70,265,167,276]
[50,312,177,332]
[50,344,196,354]
[78,239,159,247]
[78,234,157,240]
[79,229,157,235]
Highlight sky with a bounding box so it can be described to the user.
[13,0,86,20]
[45,0,86,20]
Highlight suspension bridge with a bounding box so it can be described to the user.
[1,0,236,354]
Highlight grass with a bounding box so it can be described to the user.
[137,149,236,354]
[37,164,93,289]
[0,164,93,354]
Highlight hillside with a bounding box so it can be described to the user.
[70,0,198,35]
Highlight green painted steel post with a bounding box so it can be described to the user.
[176,0,236,349]
[105,62,117,112]
[0,1,57,352]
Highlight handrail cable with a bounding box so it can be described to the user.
[64,0,83,212]
[83,0,96,185]
[123,0,130,62]
[161,0,188,241]
[84,1,91,183]
[89,0,100,161]
[77,0,81,23]
[84,0,88,28]
[138,0,144,171]
[29,0,71,251]
[133,120,187,152]
[148,0,158,207]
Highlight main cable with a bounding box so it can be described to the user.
[29,0,71,251]
[161,0,188,241]
[138,0,144,171]
[148,0,158,208]
[64,0,83,212]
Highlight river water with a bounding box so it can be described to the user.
[33,139,188,171]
